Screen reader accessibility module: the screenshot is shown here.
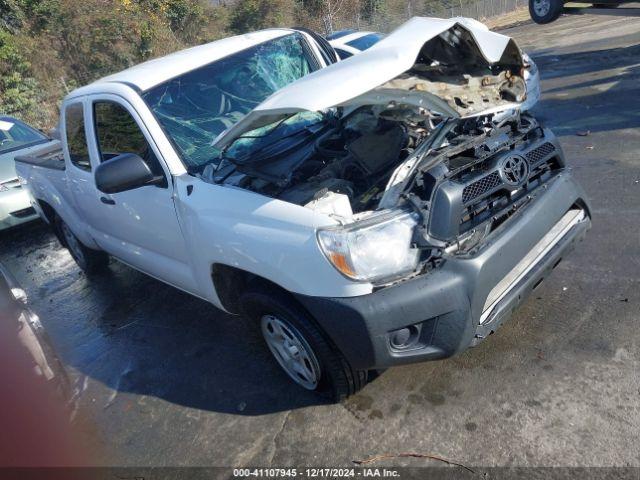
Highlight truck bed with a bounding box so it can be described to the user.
[14,141,65,171]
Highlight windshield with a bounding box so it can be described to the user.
[0,117,48,155]
[142,33,319,169]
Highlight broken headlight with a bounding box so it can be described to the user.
[317,210,420,283]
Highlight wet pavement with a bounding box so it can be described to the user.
[1,9,639,467]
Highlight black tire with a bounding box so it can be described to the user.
[529,0,563,23]
[239,285,367,401]
[54,215,109,275]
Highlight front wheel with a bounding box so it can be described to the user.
[529,0,563,23]
[240,286,367,401]
[55,216,109,275]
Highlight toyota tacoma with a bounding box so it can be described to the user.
[15,18,591,400]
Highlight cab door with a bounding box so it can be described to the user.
[79,94,199,295]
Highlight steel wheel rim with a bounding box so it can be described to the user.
[61,222,86,268]
[260,314,321,390]
[533,0,551,16]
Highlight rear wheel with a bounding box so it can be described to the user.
[529,0,563,23]
[240,286,367,401]
[55,216,109,274]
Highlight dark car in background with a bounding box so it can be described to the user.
[529,0,628,23]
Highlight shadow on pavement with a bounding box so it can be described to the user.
[533,42,640,79]
[1,222,331,416]
[529,43,640,134]
[563,5,640,17]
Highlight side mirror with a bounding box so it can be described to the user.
[95,153,164,194]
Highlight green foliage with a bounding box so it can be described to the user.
[361,0,387,21]
[165,0,202,33]
[0,0,26,32]
[22,0,60,32]
[0,0,236,128]
[0,29,42,123]
[229,0,295,33]
[51,1,142,83]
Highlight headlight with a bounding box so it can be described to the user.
[317,210,420,283]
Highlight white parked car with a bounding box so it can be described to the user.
[16,18,589,400]
[326,30,385,60]
[0,116,56,230]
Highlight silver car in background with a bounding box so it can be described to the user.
[0,116,55,230]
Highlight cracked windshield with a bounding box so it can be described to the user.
[142,33,318,169]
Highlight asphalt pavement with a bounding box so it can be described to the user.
[1,8,639,468]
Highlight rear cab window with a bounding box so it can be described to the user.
[64,103,91,171]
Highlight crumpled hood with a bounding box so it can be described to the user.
[214,16,525,149]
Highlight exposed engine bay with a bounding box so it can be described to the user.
[212,108,421,214]
[207,108,562,242]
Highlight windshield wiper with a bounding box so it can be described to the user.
[214,162,237,184]
[211,112,330,183]
[225,115,327,165]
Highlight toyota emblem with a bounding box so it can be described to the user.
[500,155,529,186]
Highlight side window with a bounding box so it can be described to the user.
[93,101,165,180]
[65,103,91,171]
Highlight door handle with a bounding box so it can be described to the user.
[100,196,115,205]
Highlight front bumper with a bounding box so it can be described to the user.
[0,187,39,230]
[294,172,591,370]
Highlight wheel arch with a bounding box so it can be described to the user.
[211,263,300,315]
[36,199,65,244]
[37,199,57,225]
[210,263,345,361]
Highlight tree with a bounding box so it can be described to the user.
[305,0,347,33]
[0,30,41,123]
[229,0,295,33]
[0,0,25,32]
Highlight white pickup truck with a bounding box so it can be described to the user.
[16,18,591,400]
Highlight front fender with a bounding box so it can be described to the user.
[173,176,373,306]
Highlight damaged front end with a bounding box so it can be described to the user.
[308,113,564,285]
[206,18,561,285]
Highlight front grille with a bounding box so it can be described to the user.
[428,135,564,242]
[10,207,36,218]
[462,171,502,204]
[526,142,555,165]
